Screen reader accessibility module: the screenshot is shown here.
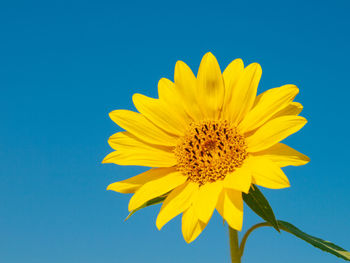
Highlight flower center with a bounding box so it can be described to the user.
[174,120,247,185]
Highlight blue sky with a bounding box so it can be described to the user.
[0,0,349,262]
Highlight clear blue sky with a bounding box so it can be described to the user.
[0,0,349,262]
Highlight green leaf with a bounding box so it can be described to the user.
[278,220,350,261]
[125,194,167,221]
[242,185,280,231]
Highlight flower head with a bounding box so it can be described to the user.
[103,52,309,243]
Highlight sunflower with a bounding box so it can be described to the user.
[103,52,309,243]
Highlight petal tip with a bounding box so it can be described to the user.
[131,93,140,102]
[128,197,137,212]
[203,51,214,58]
[201,51,218,64]
[101,156,110,164]
[283,84,299,95]
[300,116,308,124]
[233,58,244,67]
[183,236,194,243]
[283,177,291,188]
[155,218,164,230]
[246,62,262,75]
[175,60,187,70]
[108,110,118,119]
[305,156,311,163]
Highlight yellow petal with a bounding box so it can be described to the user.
[156,181,199,230]
[107,167,176,194]
[252,143,310,167]
[174,61,202,121]
[223,58,244,89]
[222,58,244,120]
[272,102,303,118]
[108,131,173,152]
[182,205,207,243]
[128,171,187,211]
[109,110,178,146]
[229,63,262,124]
[132,93,186,136]
[102,150,176,167]
[196,52,225,119]
[224,166,252,193]
[103,132,176,167]
[157,78,176,102]
[216,188,243,231]
[246,115,307,152]
[251,102,303,137]
[194,180,223,223]
[239,85,299,133]
[246,156,290,189]
[157,78,192,123]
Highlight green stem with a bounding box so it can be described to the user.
[239,222,270,258]
[229,226,241,263]
[239,222,292,258]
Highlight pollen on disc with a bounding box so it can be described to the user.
[174,120,247,185]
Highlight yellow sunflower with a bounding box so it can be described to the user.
[103,52,309,243]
